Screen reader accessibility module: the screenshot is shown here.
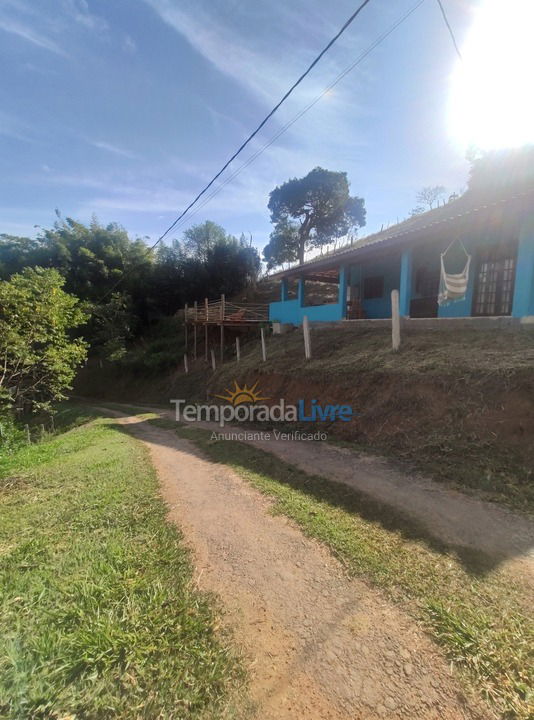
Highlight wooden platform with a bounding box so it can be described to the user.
[184,298,269,327]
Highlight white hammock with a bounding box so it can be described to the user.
[438,239,471,306]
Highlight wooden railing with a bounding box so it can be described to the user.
[184,298,269,324]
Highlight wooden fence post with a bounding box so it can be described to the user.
[391,289,401,351]
[260,327,267,362]
[24,424,31,445]
[184,354,189,374]
[204,298,209,361]
[236,336,241,362]
[184,303,188,351]
[193,301,198,360]
[303,315,312,360]
[220,294,225,363]
[211,348,216,371]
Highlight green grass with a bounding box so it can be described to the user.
[80,325,534,510]
[174,424,533,720]
[0,411,244,719]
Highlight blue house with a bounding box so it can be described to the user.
[268,189,534,325]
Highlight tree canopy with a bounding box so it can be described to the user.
[0,268,87,412]
[467,145,534,196]
[0,217,261,362]
[263,167,366,269]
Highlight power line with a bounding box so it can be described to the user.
[435,0,462,60]
[99,0,374,300]
[164,0,426,238]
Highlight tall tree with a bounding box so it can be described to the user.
[182,221,228,261]
[265,167,366,267]
[0,268,87,412]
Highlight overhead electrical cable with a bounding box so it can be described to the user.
[435,0,462,60]
[163,0,426,237]
[99,0,375,300]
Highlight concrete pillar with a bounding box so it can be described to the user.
[280,277,289,302]
[297,277,305,307]
[338,265,348,318]
[399,248,413,317]
[512,214,534,318]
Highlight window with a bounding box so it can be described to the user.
[472,244,517,316]
[415,266,440,298]
[363,275,384,300]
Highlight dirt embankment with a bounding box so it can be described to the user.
[77,326,534,509]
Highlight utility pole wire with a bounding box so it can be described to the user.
[435,0,462,60]
[163,0,426,239]
[98,0,374,301]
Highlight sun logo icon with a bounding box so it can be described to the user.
[215,380,269,406]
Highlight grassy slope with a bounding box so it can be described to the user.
[210,325,534,510]
[77,324,534,509]
[0,412,243,719]
[170,423,533,720]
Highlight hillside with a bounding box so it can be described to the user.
[78,322,534,511]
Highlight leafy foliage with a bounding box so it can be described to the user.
[183,220,228,261]
[0,218,261,367]
[264,167,366,268]
[0,268,87,412]
[467,145,534,196]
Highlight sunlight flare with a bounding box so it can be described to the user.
[449,0,534,151]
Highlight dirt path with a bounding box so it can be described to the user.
[124,402,534,574]
[110,412,490,720]
[205,425,534,574]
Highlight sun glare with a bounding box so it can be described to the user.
[449,0,534,152]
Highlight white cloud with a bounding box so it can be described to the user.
[122,34,136,53]
[140,0,371,184]
[62,0,108,34]
[89,140,138,159]
[0,15,66,54]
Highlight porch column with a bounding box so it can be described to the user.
[338,265,348,319]
[280,277,289,302]
[297,277,305,307]
[512,214,534,318]
[399,248,413,317]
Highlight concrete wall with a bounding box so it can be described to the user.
[349,255,401,319]
[269,267,348,325]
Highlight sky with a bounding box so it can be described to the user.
[0,0,489,254]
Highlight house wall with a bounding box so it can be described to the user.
[349,255,401,318]
[512,213,534,318]
[268,211,534,324]
[269,298,344,324]
[269,268,348,325]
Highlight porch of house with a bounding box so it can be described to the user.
[269,211,534,326]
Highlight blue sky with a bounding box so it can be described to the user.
[0,0,475,253]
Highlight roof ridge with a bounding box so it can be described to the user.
[268,186,534,278]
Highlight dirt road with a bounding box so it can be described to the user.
[111,412,490,720]
[116,401,534,573]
